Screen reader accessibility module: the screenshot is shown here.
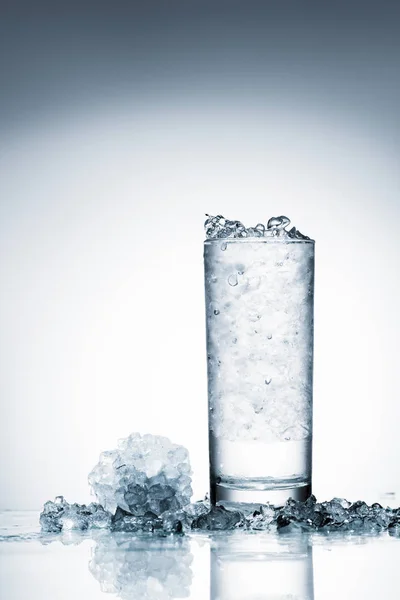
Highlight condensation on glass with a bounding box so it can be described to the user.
[204,215,314,507]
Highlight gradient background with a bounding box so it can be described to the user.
[1,0,399,510]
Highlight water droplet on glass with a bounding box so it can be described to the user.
[232,337,237,344]
[214,309,220,315]
[228,273,238,287]
[221,242,227,251]
[265,378,272,385]
[267,334,272,340]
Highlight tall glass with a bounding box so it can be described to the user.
[204,233,314,507]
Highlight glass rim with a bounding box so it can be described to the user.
[204,237,315,244]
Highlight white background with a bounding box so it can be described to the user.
[1,98,399,509]
[1,2,400,510]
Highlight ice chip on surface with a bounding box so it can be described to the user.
[162,500,210,533]
[89,535,193,600]
[191,505,245,531]
[233,495,400,535]
[204,214,311,240]
[40,497,112,532]
[39,494,400,536]
[388,520,400,537]
[246,504,276,530]
[271,496,400,534]
[88,433,192,516]
[111,508,163,533]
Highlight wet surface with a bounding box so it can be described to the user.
[1,511,400,599]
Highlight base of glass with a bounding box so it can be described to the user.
[211,477,311,510]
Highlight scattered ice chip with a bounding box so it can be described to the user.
[39,492,400,536]
[191,505,245,531]
[40,497,111,532]
[88,433,192,516]
[271,496,400,534]
[111,508,164,533]
[246,504,276,530]
[388,520,400,537]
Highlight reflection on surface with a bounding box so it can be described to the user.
[3,513,400,600]
[210,532,314,600]
[89,534,193,599]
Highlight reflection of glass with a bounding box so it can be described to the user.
[89,535,193,599]
[204,237,314,506]
[210,532,314,600]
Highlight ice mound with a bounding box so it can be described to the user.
[88,433,193,516]
[204,214,311,240]
[89,536,193,599]
[40,496,111,532]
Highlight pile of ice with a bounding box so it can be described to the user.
[41,434,200,534]
[88,433,193,516]
[204,214,310,240]
[89,536,193,600]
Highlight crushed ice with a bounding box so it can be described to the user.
[40,433,400,536]
[40,494,400,536]
[204,214,311,240]
[88,433,193,516]
[40,496,111,532]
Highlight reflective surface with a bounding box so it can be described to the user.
[1,511,400,599]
